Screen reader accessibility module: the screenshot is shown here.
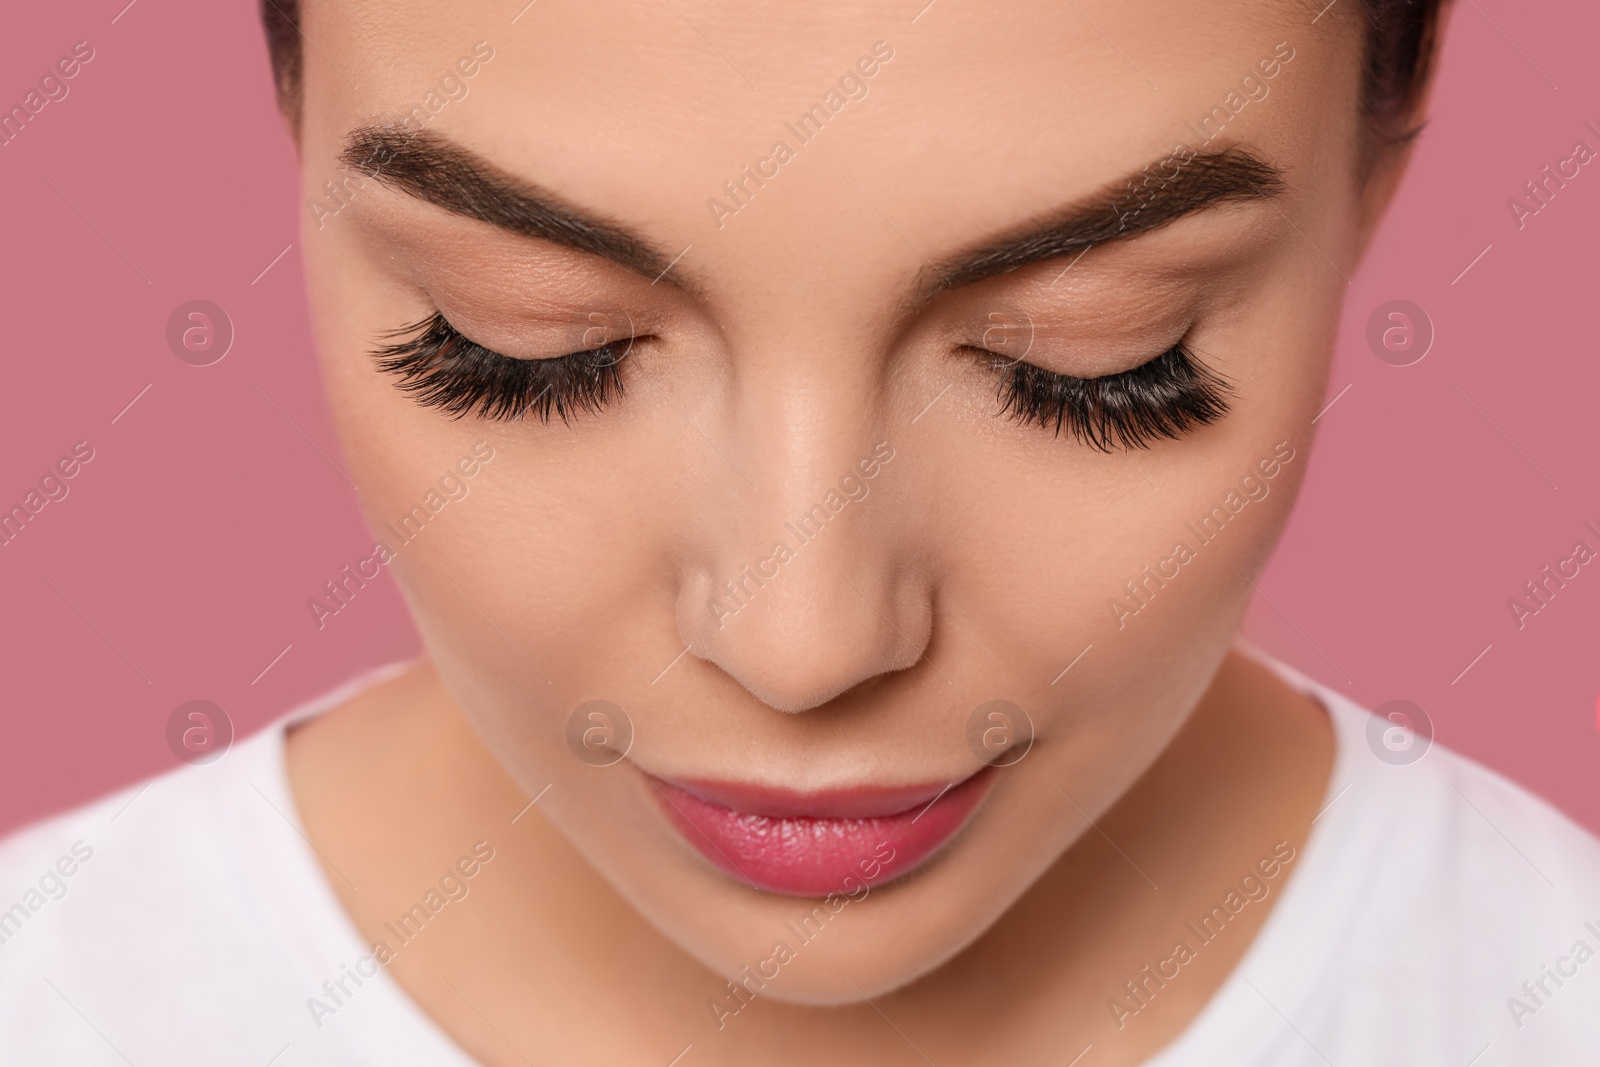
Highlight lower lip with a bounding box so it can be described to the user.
[649,769,995,897]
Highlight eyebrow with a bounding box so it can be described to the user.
[926,146,1286,293]
[341,126,1284,298]
[342,125,680,282]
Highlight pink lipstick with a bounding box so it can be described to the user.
[649,768,995,897]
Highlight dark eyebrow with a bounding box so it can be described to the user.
[341,125,1283,301]
[925,146,1286,294]
[340,124,681,283]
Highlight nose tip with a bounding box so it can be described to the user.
[679,564,932,713]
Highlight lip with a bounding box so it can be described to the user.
[648,767,996,897]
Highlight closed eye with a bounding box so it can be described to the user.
[982,342,1233,451]
[372,312,635,424]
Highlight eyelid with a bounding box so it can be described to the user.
[426,301,643,362]
[938,263,1205,373]
[962,309,1194,381]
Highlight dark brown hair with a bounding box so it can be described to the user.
[1356,0,1447,167]
[260,1,303,129]
[260,0,1444,169]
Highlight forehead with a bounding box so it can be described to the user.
[301,0,1353,290]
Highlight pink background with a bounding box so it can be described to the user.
[1,1,1596,837]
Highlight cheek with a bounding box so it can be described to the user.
[921,314,1321,788]
[934,429,1303,659]
[304,221,663,696]
[353,398,694,788]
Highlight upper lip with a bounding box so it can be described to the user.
[651,773,974,820]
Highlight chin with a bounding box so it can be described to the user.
[572,761,1070,1006]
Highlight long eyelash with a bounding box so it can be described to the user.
[993,342,1233,452]
[372,312,628,423]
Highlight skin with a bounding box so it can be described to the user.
[283,0,1436,1061]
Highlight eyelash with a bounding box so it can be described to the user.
[373,312,1232,450]
[988,342,1233,452]
[372,313,630,423]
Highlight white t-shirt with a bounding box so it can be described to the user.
[2,655,1598,1065]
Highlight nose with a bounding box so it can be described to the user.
[675,436,931,714]
[682,543,931,713]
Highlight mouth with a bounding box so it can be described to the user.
[647,767,997,897]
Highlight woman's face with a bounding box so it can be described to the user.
[299,0,1364,1002]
